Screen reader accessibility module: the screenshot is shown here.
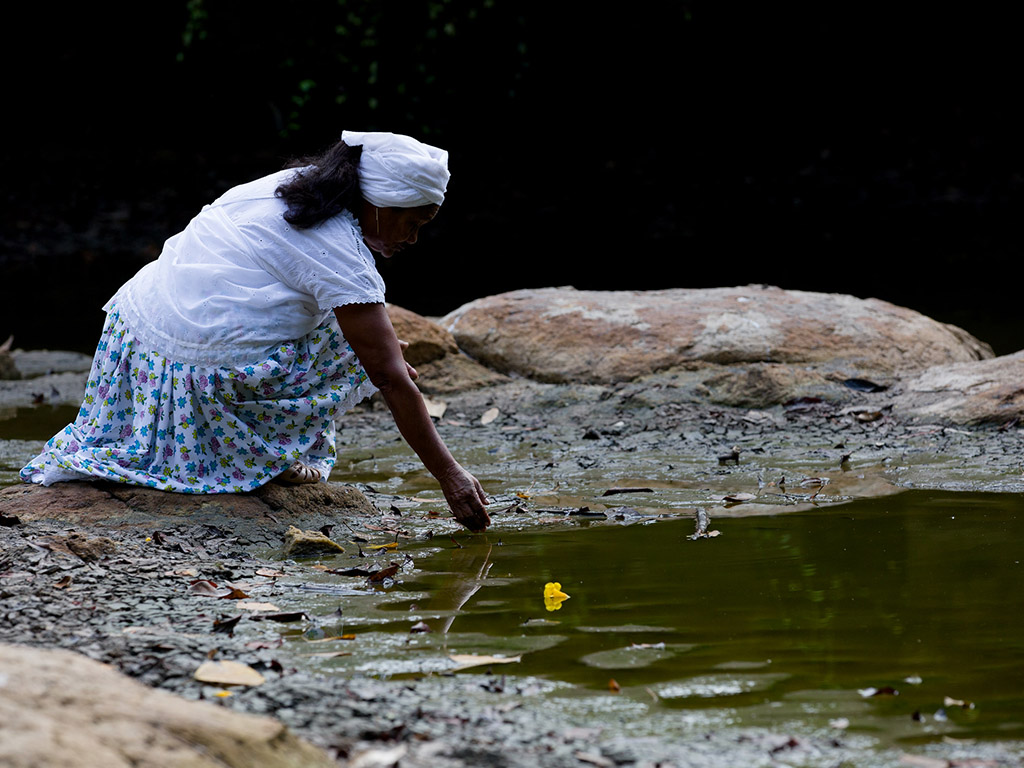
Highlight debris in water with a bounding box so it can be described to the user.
[689,508,721,539]
[543,581,570,611]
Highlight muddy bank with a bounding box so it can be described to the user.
[4,371,1024,767]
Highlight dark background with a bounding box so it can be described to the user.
[4,2,1022,355]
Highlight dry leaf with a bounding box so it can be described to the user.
[448,654,521,671]
[423,397,448,419]
[237,601,281,612]
[193,660,265,686]
[722,492,757,503]
[480,407,500,425]
[608,678,621,693]
[367,542,398,551]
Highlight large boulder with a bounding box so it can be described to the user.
[892,350,1024,425]
[0,643,335,768]
[441,286,993,385]
[386,303,507,394]
[0,479,376,530]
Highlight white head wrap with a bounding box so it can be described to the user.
[341,130,450,208]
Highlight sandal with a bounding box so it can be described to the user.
[274,462,323,485]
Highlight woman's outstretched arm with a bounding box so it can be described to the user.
[334,303,490,532]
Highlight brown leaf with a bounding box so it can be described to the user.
[213,615,242,635]
[367,564,400,583]
[608,678,621,693]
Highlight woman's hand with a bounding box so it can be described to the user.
[438,463,491,532]
[334,304,488,532]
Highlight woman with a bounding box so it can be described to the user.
[21,130,491,533]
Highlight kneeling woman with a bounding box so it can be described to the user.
[21,130,490,532]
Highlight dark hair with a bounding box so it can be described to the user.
[274,141,363,228]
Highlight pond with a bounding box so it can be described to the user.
[273,489,1024,752]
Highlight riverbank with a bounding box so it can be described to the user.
[3,367,1024,766]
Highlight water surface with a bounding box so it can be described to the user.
[284,490,1024,750]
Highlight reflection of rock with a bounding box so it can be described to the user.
[893,350,1024,425]
[386,304,507,394]
[0,480,376,531]
[0,643,336,768]
[441,285,992,383]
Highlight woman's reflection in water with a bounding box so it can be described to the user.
[420,540,493,634]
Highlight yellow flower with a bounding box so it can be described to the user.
[543,582,569,612]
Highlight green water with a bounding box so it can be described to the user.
[284,490,1024,748]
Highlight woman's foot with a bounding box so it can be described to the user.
[274,462,323,485]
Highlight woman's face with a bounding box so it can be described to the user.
[361,204,439,258]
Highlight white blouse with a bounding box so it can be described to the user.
[108,168,386,366]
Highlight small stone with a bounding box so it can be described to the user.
[281,525,345,556]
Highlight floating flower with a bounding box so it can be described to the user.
[543,582,570,612]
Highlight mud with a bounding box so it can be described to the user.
[3,372,1024,767]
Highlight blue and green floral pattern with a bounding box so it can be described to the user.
[21,306,375,493]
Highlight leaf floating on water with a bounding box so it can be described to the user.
[943,695,975,709]
[367,542,398,551]
[448,653,521,671]
[859,686,899,697]
[480,407,500,425]
[194,660,265,687]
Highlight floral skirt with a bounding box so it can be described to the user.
[20,306,377,493]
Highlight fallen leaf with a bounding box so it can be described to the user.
[601,487,654,497]
[189,580,232,598]
[608,678,621,693]
[943,695,975,709]
[255,567,286,578]
[367,542,398,551]
[304,651,353,659]
[212,615,242,635]
[194,660,265,686]
[480,407,500,425]
[448,654,521,671]
[248,611,309,623]
[859,686,899,697]
[898,755,949,768]
[367,564,400,583]
[423,397,448,419]
[722,492,757,503]
[53,575,73,589]
[236,601,281,612]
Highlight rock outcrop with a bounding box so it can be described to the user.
[892,349,1024,425]
[0,479,376,530]
[387,303,507,394]
[0,643,336,768]
[441,285,993,385]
